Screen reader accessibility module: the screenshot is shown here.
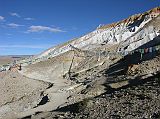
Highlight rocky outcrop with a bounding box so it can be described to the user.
[33,7,160,64]
[0,7,158,68]
[1,7,160,119]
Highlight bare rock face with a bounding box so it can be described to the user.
[28,7,159,64]
[99,7,160,29]
[1,7,160,119]
[0,8,159,69]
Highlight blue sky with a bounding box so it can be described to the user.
[0,0,159,55]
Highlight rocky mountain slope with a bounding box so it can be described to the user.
[0,7,160,119]
[36,7,160,60]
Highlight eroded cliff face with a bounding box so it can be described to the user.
[1,7,160,119]
[35,7,159,62]
[118,15,160,51]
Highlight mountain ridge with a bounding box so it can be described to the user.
[1,7,160,119]
[33,7,160,62]
[98,7,160,29]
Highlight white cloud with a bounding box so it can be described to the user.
[9,12,21,17]
[0,44,50,49]
[24,17,35,20]
[6,33,12,36]
[0,16,4,21]
[27,25,65,33]
[7,23,24,28]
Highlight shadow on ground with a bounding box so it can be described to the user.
[105,35,160,76]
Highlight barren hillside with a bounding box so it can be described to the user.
[0,7,160,119]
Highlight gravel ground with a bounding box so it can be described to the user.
[72,77,160,119]
[18,53,160,119]
[24,73,160,119]
[0,71,50,119]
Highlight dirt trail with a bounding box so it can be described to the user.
[17,74,73,118]
[15,53,81,118]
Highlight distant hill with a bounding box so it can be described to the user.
[0,55,32,66]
